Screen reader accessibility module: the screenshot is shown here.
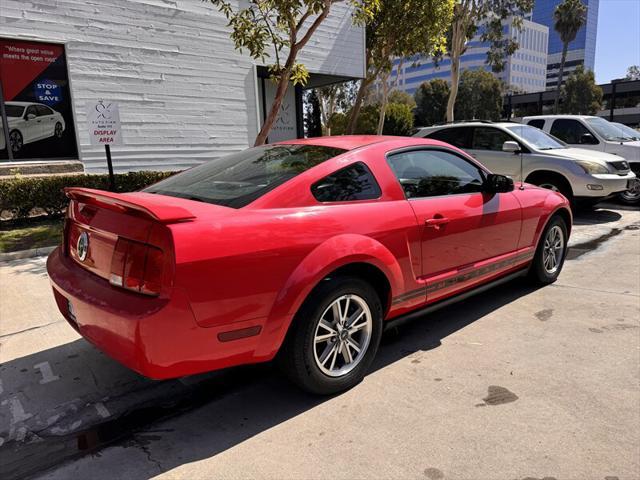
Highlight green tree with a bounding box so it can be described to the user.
[455,69,503,121]
[332,102,413,135]
[560,66,603,115]
[553,0,587,113]
[208,0,379,146]
[414,79,450,126]
[441,0,533,122]
[625,65,640,81]
[388,90,416,109]
[345,0,454,135]
[382,102,414,135]
[317,80,359,135]
[304,89,323,137]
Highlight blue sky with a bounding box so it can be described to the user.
[594,0,640,83]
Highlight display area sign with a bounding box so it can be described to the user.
[0,38,78,160]
[87,100,122,146]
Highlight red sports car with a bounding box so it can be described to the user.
[47,136,571,394]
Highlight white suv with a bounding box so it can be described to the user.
[522,115,640,204]
[413,121,636,208]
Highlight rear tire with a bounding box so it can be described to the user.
[528,215,568,285]
[278,276,383,395]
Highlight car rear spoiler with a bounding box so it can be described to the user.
[65,188,196,223]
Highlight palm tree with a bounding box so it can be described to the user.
[553,0,587,113]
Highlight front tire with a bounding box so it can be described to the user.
[618,178,640,205]
[528,215,568,285]
[279,276,383,395]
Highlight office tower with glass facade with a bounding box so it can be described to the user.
[531,0,599,89]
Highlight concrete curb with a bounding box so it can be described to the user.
[0,245,57,262]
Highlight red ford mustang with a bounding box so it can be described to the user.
[47,136,571,394]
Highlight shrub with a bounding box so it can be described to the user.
[0,171,177,221]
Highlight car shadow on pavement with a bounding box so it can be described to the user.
[572,208,622,226]
[0,279,541,479]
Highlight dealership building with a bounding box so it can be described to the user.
[0,0,365,173]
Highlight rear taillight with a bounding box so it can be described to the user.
[109,238,164,296]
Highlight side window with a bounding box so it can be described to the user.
[527,119,545,129]
[550,119,594,144]
[36,105,53,116]
[471,127,513,151]
[311,162,381,202]
[427,127,472,149]
[25,105,38,118]
[387,149,485,199]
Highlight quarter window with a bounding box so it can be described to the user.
[426,127,472,149]
[311,162,381,202]
[550,119,594,144]
[387,149,485,199]
[471,127,513,151]
[527,119,545,129]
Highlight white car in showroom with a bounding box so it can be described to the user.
[0,101,66,154]
[522,115,640,205]
[414,121,636,208]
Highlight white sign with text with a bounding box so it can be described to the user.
[87,100,122,145]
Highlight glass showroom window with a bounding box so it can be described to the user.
[0,38,78,161]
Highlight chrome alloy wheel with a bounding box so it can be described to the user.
[313,294,372,377]
[543,225,564,274]
[620,178,640,202]
[55,122,64,138]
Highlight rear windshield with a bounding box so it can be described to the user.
[144,144,346,208]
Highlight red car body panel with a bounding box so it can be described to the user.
[47,136,571,379]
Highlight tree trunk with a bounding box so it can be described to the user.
[376,71,390,135]
[346,77,371,134]
[254,1,332,145]
[446,55,460,122]
[554,42,569,114]
[254,62,294,146]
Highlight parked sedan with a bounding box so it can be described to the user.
[47,136,571,394]
[414,122,635,207]
[0,101,66,154]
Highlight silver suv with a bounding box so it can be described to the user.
[413,121,636,207]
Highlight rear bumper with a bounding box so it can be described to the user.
[47,247,266,379]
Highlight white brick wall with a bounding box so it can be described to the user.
[0,0,364,172]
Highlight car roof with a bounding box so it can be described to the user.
[5,101,35,107]
[522,114,599,120]
[418,122,517,131]
[275,135,408,151]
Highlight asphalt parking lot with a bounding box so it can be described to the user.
[1,203,639,480]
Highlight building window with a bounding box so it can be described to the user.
[0,38,78,161]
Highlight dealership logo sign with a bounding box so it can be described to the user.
[87,100,123,145]
[35,79,62,106]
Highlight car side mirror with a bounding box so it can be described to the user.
[502,140,520,153]
[485,173,514,194]
[580,133,597,145]
[26,113,36,121]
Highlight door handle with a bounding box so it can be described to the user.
[425,217,450,228]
